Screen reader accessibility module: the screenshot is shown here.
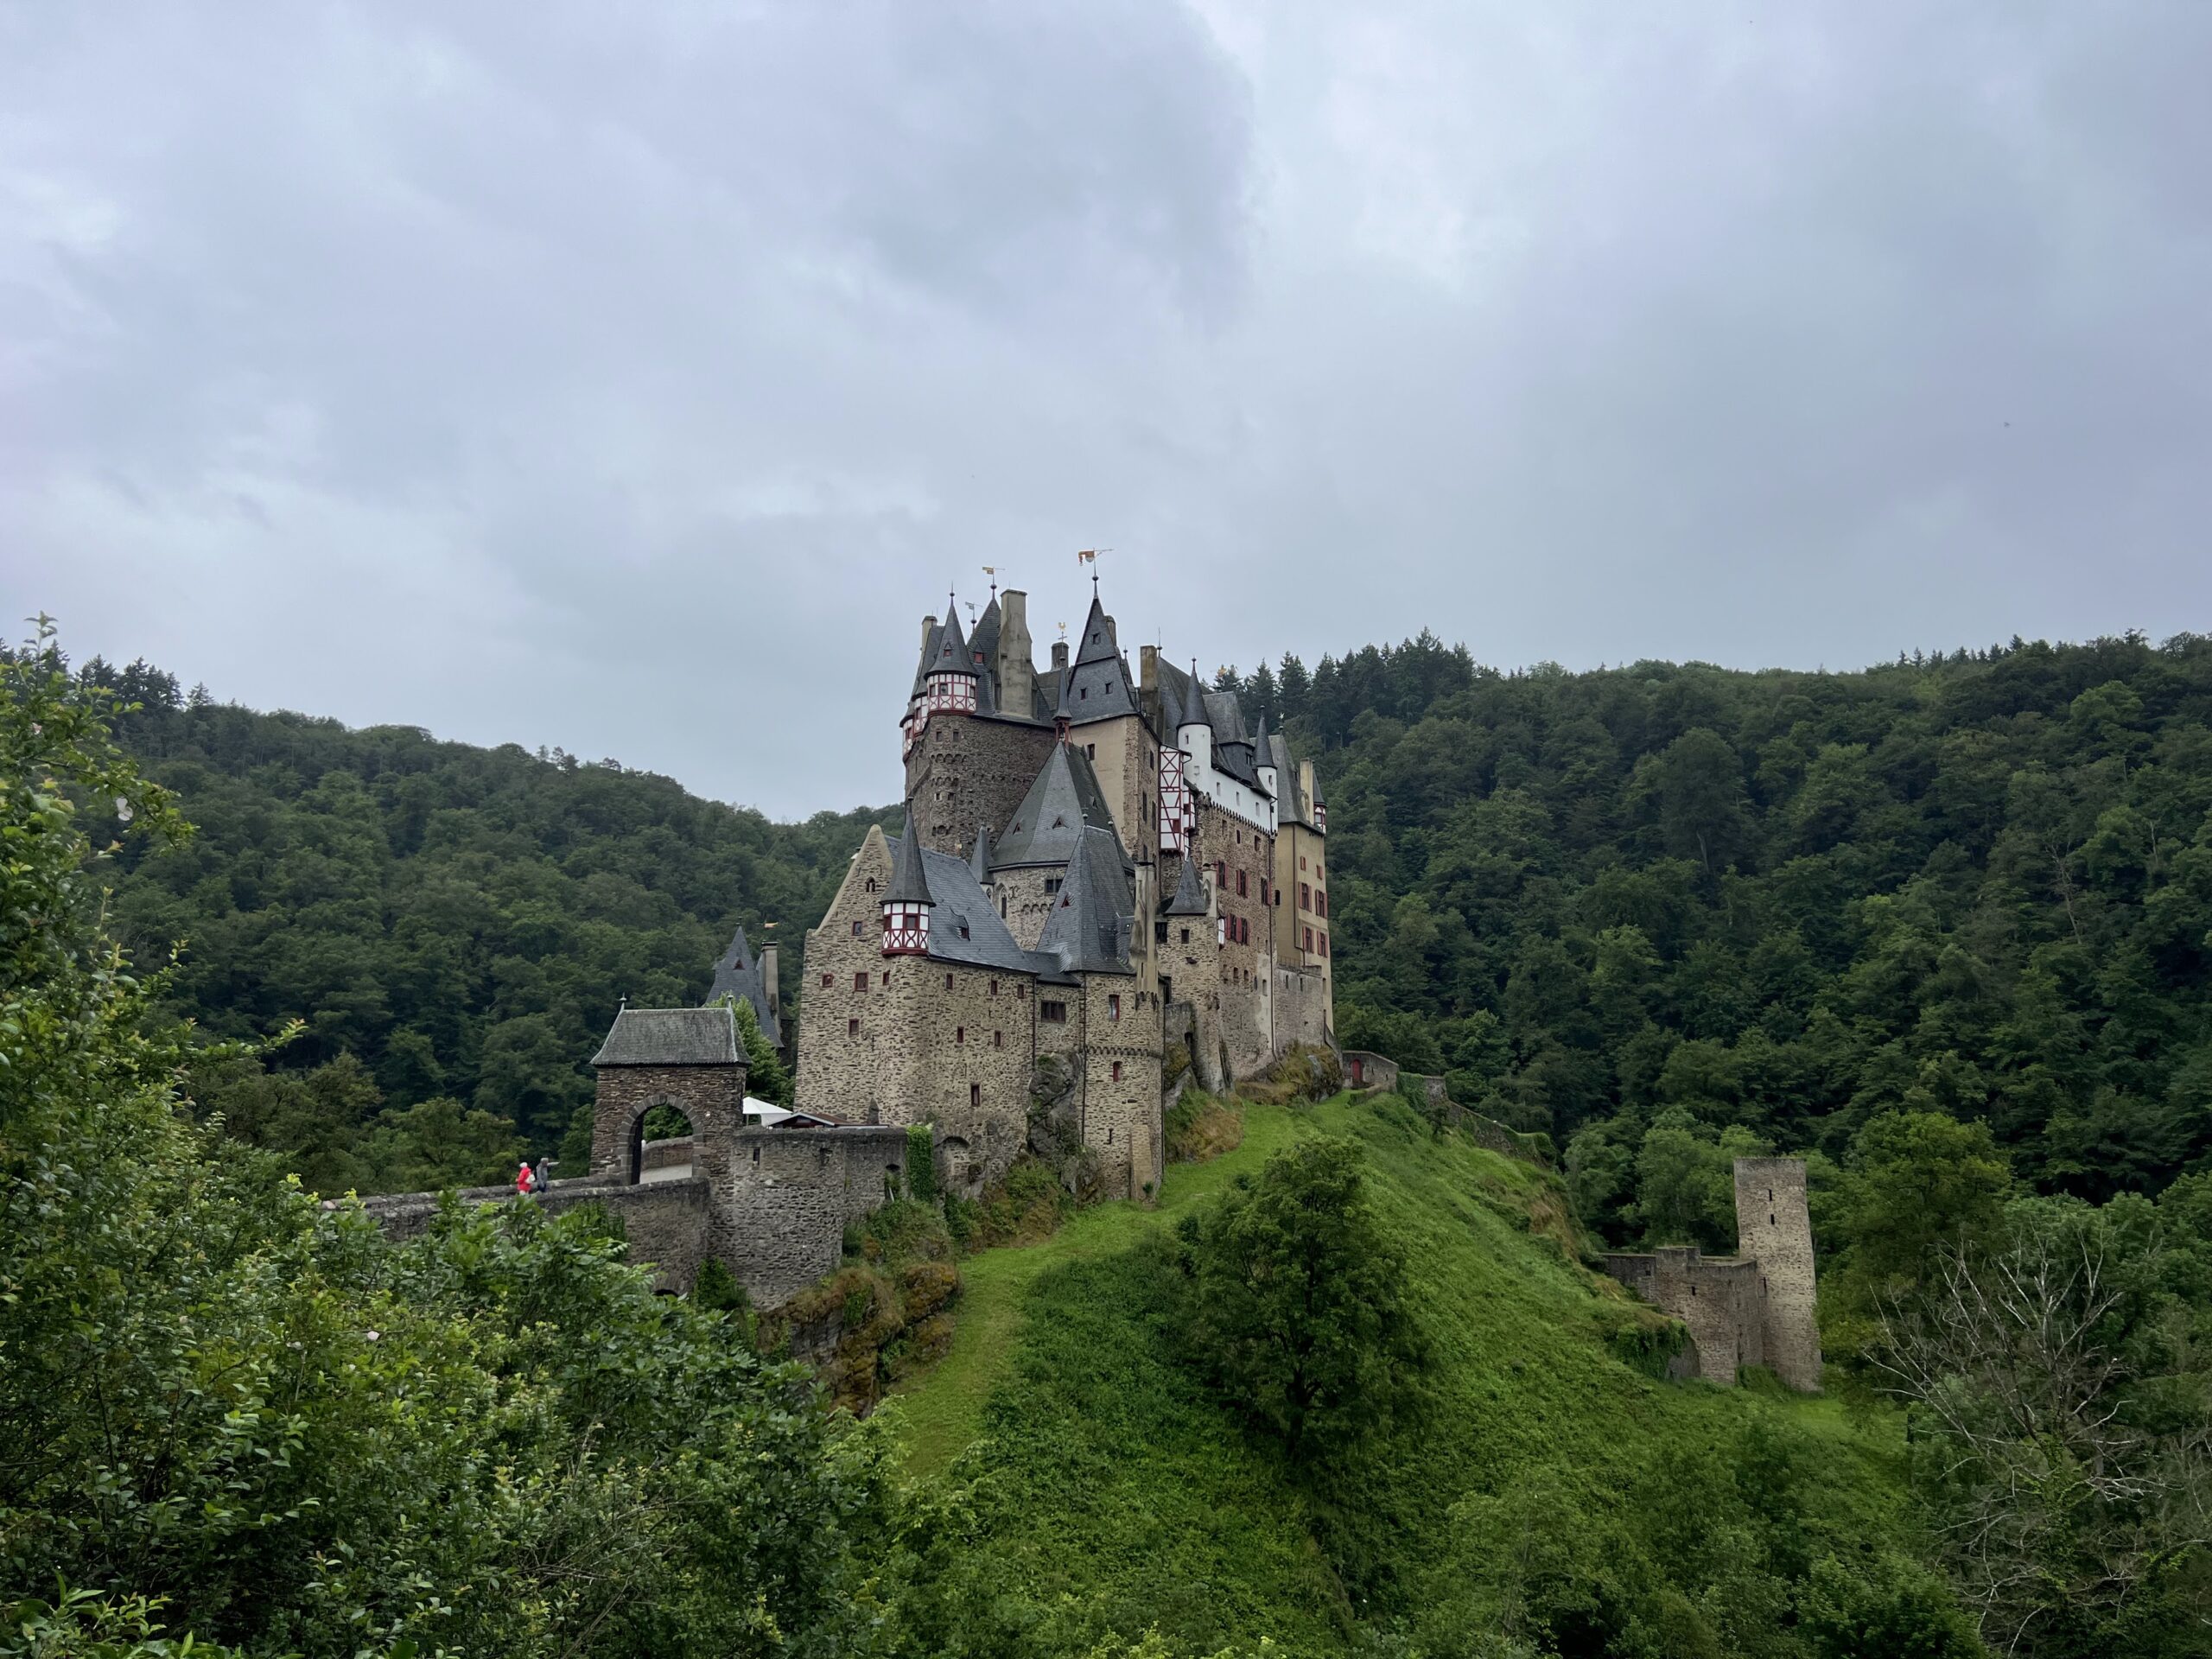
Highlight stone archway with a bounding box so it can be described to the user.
[626,1097,696,1185]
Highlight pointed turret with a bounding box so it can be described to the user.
[1165,853,1210,915]
[1064,589,1136,723]
[929,598,977,677]
[882,806,934,955]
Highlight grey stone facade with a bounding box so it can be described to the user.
[1600,1155,1822,1391]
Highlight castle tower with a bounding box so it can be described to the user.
[1733,1157,1821,1391]
[881,804,934,955]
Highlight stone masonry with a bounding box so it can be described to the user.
[1599,1155,1822,1391]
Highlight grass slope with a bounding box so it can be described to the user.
[887,1093,1914,1656]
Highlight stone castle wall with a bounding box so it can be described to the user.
[906,712,1055,858]
[591,1064,746,1193]
[1600,1156,1821,1392]
[1274,963,1332,1051]
[1076,973,1162,1199]
[723,1124,912,1304]
[353,1174,715,1294]
[1733,1157,1822,1390]
[1192,798,1276,1080]
[909,960,1038,1182]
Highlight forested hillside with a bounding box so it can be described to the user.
[72,657,898,1183]
[1226,629,2212,1236]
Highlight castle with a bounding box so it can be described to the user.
[793,581,1334,1201]
[1600,1157,1821,1390]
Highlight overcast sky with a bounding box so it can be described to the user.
[4,3,2209,817]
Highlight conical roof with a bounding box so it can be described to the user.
[1036,825,1135,975]
[991,743,1123,869]
[1165,854,1209,915]
[928,601,977,677]
[971,594,1001,672]
[886,806,936,906]
[1073,592,1118,665]
[1180,663,1211,730]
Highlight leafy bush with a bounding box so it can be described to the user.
[1171,1136,1426,1463]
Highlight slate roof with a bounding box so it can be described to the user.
[887,805,936,905]
[1268,731,1308,822]
[971,594,1001,674]
[1065,592,1138,725]
[991,741,1127,870]
[706,923,781,1047]
[1036,825,1137,976]
[593,1005,742,1067]
[1165,852,1211,915]
[927,602,978,678]
[969,825,993,885]
[883,831,1058,975]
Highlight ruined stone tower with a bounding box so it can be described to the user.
[1732,1156,1821,1391]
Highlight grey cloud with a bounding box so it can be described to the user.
[3,1,2209,816]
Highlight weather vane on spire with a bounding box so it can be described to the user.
[1076,548,1110,589]
[982,563,997,596]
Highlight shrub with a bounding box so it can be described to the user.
[906,1122,939,1205]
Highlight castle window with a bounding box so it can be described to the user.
[752,1145,761,1164]
[1300,883,1310,910]
[989,979,998,995]
[1016,984,1027,1000]
[882,971,891,985]
[1085,743,1096,759]
[1041,1000,1067,1023]
[1180,926,1190,944]
[1155,919,1168,944]
[1304,925,1313,951]
[866,877,878,893]
[1080,688,1088,700]
[944,972,954,989]
[853,972,868,992]
[1318,891,1328,918]
[970,1083,981,1108]
[1236,870,1247,896]
[848,1017,858,1036]
[1111,1062,1122,1083]
[821,973,833,988]
[852,920,865,938]
[994,1029,1003,1047]
[1108,994,1121,1022]
[1320,932,1329,957]
[1044,877,1062,894]
[956,1027,964,1044]
[959,922,970,938]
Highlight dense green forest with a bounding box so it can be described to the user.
[69,656,897,1186]
[1222,629,2212,1236]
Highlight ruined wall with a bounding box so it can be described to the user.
[354,1176,714,1293]
[907,711,1056,857]
[1734,1157,1822,1391]
[723,1126,912,1305]
[1603,1247,1764,1385]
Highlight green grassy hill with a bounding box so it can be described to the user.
[884,1095,1933,1658]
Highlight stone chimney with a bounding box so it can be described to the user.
[1299,760,1317,820]
[759,945,780,1023]
[920,614,938,656]
[1051,639,1069,676]
[998,589,1033,717]
[1140,643,1158,720]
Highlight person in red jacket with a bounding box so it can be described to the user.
[514,1160,536,1195]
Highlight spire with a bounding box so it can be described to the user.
[969,825,993,886]
[1165,853,1209,915]
[1036,826,1135,975]
[930,601,977,678]
[886,807,935,906]
[991,742,1123,871]
[1183,662,1211,730]
[1074,591,1119,666]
